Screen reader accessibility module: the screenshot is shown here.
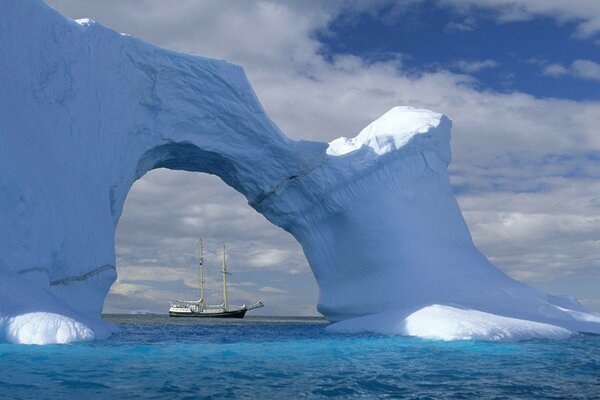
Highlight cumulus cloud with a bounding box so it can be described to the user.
[571,59,600,81]
[45,0,600,313]
[542,63,569,77]
[543,59,600,81]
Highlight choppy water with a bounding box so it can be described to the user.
[1,314,599,399]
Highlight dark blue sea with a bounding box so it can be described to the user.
[1,315,599,399]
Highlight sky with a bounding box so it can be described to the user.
[45,0,600,315]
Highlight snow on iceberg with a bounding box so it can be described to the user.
[1,312,96,345]
[327,305,574,341]
[1,0,600,344]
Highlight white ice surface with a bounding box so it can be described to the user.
[1,0,600,344]
[328,305,574,341]
[327,106,445,156]
[0,313,95,345]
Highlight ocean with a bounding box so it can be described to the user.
[1,314,598,399]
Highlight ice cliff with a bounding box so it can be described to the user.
[1,0,599,344]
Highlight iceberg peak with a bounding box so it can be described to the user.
[327,106,450,158]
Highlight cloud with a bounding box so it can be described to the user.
[439,0,600,38]
[445,16,477,32]
[454,59,498,73]
[116,170,309,273]
[571,59,600,81]
[542,59,600,81]
[259,286,289,294]
[46,0,600,312]
[459,176,600,283]
[542,63,569,77]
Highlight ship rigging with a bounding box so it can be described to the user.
[169,240,263,318]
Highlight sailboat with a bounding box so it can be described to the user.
[168,240,264,318]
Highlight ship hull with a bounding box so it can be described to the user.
[169,308,248,318]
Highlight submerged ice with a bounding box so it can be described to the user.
[1,0,600,344]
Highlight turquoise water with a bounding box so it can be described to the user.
[1,315,599,399]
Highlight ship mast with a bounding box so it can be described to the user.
[199,239,205,305]
[222,245,228,311]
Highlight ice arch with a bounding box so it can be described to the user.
[1,0,600,344]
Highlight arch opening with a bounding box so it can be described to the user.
[105,166,319,316]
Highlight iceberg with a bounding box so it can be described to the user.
[1,0,599,344]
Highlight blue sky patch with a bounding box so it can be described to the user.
[317,1,600,101]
